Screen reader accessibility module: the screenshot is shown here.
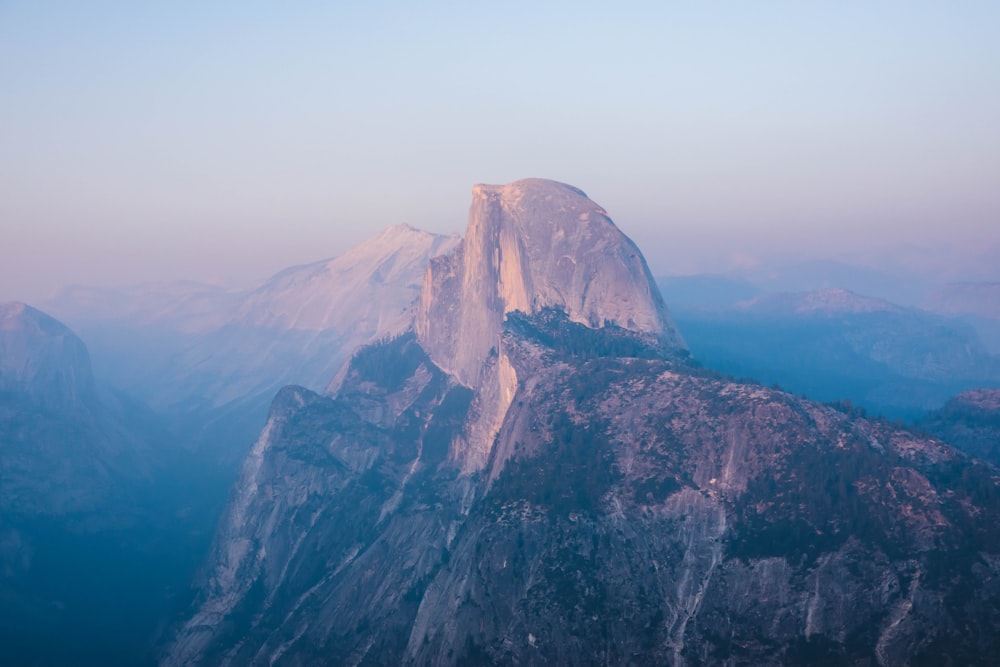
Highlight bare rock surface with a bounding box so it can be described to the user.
[416,178,684,388]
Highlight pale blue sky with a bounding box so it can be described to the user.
[2,1,998,301]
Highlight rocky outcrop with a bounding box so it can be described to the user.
[415,178,684,387]
[165,311,1000,666]
[414,178,685,471]
[165,182,1000,666]
[164,333,475,666]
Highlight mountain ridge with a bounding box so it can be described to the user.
[164,180,1000,666]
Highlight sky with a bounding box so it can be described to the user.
[2,1,999,302]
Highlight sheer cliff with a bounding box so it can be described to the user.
[410,178,685,472]
[415,178,684,388]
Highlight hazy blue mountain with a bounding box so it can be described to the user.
[921,282,1000,355]
[44,225,458,465]
[733,258,934,307]
[669,287,1000,419]
[0,302,222,667]
[922,282,1000,320]
[0,301,139,516]
[165,181,1000,666]
[655,274,761,309]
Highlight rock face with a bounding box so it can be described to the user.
[412,178,685,471]
[0,302,98,412]
[165,182,1000,666]
[415,179,685,387]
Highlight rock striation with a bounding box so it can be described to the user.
[416,178,684,388]
[413,178,685,471]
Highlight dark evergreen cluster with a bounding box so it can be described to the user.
[504,307,667,362]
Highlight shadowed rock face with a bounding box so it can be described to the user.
[0,302,97,412]
[164,182,1000,666]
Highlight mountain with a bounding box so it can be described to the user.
[411,178,685,471]
[46,224,457,409]
[43,281,239,334]
[919,388,1000,467]
[416,179,684,387]
[656,274,761,309]
[1,301,99,412]
[165,180,1000,666]
[0,302,214,666]
[922,282,1000,320]
[155,223,458,412]
[922,282,1000,355]
[0,301,136,515]
[669,288,1000,418]
[734,288,903,316]
[44,225,458,463]
[732,258,933,307]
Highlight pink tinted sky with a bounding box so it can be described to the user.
[2,2,998,302]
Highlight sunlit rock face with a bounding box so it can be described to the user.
[416,178,684,388]
[414,178,686,471]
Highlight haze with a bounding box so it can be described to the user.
[2,1,999,302]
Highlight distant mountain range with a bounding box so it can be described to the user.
[0,302,143,516]
[660,282,1000,419]
[922,282,1000,320]
[0,302,220,666]
[43,225,457,464]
